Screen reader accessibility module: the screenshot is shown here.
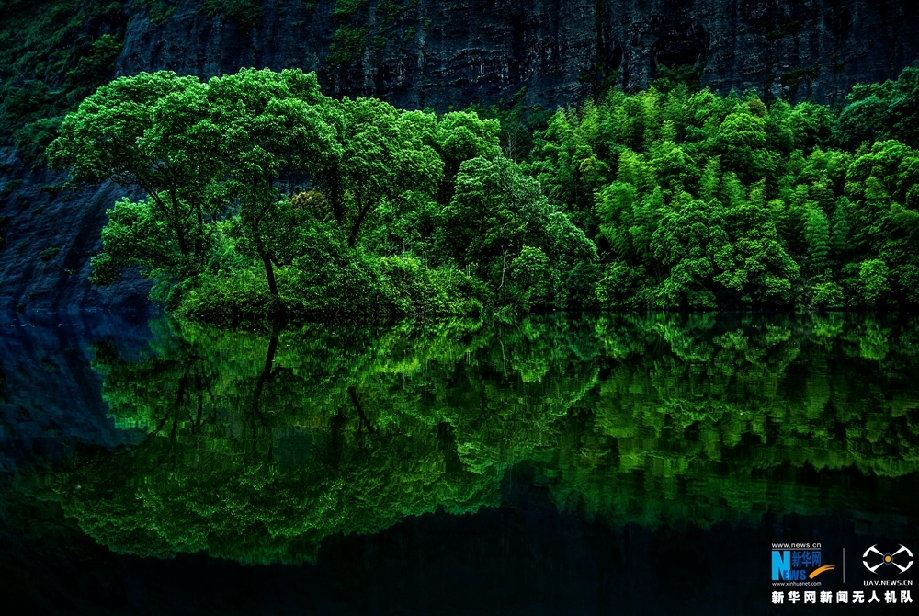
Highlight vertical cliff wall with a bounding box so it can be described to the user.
[1,0,918,313]
[116,0,919,111]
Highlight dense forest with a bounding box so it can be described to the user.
[46,63,919,321]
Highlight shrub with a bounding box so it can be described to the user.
[39,246,61,260]
[377,256,484,317]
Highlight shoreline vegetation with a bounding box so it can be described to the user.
[47,64,919,325]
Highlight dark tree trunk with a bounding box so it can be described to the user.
[261,252,279,296]
[347,195,371,248]
[250,335,278,425]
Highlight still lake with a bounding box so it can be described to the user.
[1,312,918,614]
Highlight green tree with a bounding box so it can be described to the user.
[857,258,891,304]
[208,68,341,296]
[508,245,552,310]
[436,155,594,307]
[48,71,225,282]
[651,192,728,308]
[829,197,851,265]
[89,196,196,287]
[785,101,835,151]
[698,156,721,202]
[715,180,800,305]
[835,66,919,149]
[713,109,768,181]
[433,111,501,205]
[649,140,699,197]
[595,181,638,259]
[313,98,443,249]
[804,204,830,275]
[529,106,609,217]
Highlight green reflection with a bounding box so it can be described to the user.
[60,314,919,563]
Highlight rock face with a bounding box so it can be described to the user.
[115,0,919,110]
[0,312,150,472]
[0,151,153,315]
[116,0,598,113]
[2,0,919,313]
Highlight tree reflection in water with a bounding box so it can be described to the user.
[58,313,919,564]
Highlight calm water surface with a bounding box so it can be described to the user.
[1,312,918,614]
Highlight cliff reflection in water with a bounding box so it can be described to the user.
[60,313,919,565]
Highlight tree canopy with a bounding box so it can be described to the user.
[47,64,919,321]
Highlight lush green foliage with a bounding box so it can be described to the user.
[49,68,593,322]
[836,67,919,149]
[526,66,919,310]
[45,313,919,563]
[0,1,126,165]
[0,1,298,164]
[48,63,919,322]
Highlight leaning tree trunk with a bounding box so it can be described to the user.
[261,253,279,296]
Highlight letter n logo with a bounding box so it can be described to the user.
[772,551,790,580]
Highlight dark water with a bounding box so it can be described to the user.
[1,312,918,614]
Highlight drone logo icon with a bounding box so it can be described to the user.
[862,544,913,574]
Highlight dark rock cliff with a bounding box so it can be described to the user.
[2,0,918,313]
[0,313,150,472]
[116,0,919,111]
